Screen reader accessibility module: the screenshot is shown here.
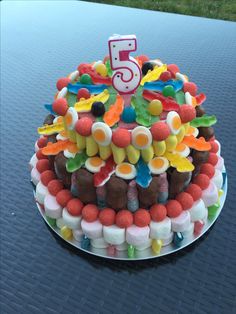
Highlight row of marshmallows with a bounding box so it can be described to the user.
[30,136,224,255]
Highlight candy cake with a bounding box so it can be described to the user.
[29,35,225,257]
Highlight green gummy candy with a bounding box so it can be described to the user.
[66,92,78,107]
[162,85,175,98]
[105,59,113,77]
[127,244,135,258]
[46,216,56,227]
[208,203,220,220]
[132,87,159,127]
[66,151,87,173]
[175,91,185,105]
[190,114,217,127]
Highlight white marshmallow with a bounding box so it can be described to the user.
[72,228,83,242]
[44,194,62,219]
[31,167,41,186]
[150,217,171,239]
[181,222,194,238]
[35,181,48,205]
[56,217,66,229]
[211,169,223,190]
[215,156,224,171]
[29,154,38,171]
[126,225,150,246]
[62,208,81,229]
[34,141,39,152]
[81,219,103,239]
[115,242,128,251]
[135,238,152,251]
[91,237,109,249]
[215,140,221,156]
[69,70,79,81]
[103,225,125,245]
[202,182,218,207]
[171,211,191,232]
[189,199,207,222]
[162,232,174,246]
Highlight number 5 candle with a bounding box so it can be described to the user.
[108,34,141,95]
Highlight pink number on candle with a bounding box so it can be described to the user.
[108,34,141,95]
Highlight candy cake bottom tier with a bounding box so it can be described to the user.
[30,137,225,257]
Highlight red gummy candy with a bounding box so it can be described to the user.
[67,198,83,216]
[37,137,48,148]
[166,200,183,218]
[41,170,55,186]
[150,121,171,141]
[77,88,90,100]
[200,163,215,179]
[115,210,133,228]
[143,90,180,112]
[112,128,131,148]
[36,159,50,173]
[160,71,172,82]
[207,153,218,166]
[56,77,71,91]
[47,179,64,196]
[183,82,198,96]
[56,189,73,208]
[193,174,210,190]
[82,204,99,222]
[150,204,167,222]
[75,117,93,136]
[178,104,196,123]
[99,208,116,226]
[176,192,194,210]
[167,64,180,77]
[185,184,202,201]
[36,149,48,160]
[52,98,68,116]
[210,141,219,154]
[134,209,151,227]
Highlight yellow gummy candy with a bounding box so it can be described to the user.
[125,145,140,164]
[153,141,166,156]
[60,226,73,240]
[86,136,98,156]
[183,122,190,133]
[99,145,112,160]
[164,152,194,172]
[74,89,109,112]
[76,133,86,150]
[38,122,64,135]
[176,126,186,143]
[141,64,167,85]
[165,135,178,152]
[110,143,126,164]
[141,145,154,162]
[152,239,163,255]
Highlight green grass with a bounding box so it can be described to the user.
[86,0,236,21]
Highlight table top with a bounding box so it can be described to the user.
[1,1,236,313]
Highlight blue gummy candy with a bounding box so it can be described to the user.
[143,80,183,92]
[68,83,108,95]
[136,158,152,188]
[158,192,168,204]
[173,232,184,247]
[121,106,136,123]
[81,235,90,250]
[44,104,55,114]
[127,199,139,212]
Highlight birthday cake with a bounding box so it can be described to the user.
[29,35,225,257]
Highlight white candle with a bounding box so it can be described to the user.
[108,34,141,95]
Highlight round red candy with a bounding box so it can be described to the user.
[115,210,133,228]
[166,200,183,218]
[183,82,198,96]
[185,183,202,201]
[167,64,180,77]
[160,71,172,82]
[134,209,151,227]
[112,128,131,148]
[150,204,167,222]
[77,88,90,100]
[210,141,219,153]
[47,179,64,196]
[208,153,218,166]
[150,122,170,141]
[56,189,73,208]
[82,204,99,222]
[37,137,48,148]
[56,77,71,91]
[36,159,50,173]
[99,208,116,226]
[200,163,215,179]
[36,149,47,160]
[66,198,83,216]
[138,55,149,63]
[176,192,194,210]
[193,174,210,190]
[178,105,196,123]
[52,98,68,116]
[75,117,93,136]
[41,170,55,186]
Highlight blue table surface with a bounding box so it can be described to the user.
[1,1,236,313]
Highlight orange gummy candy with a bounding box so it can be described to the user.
[103,95,124,127]
[42,140,72,155]
[182,135,211,151]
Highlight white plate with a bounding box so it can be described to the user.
[33,170,227,261]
